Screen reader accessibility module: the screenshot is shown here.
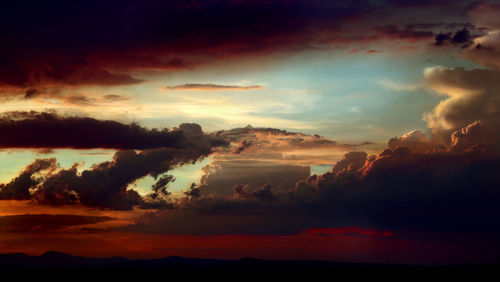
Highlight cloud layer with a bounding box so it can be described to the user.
[0,0,481,97]
[0,111,224,150]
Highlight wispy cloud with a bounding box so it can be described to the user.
[378,79,423,91]
[163,83,265,91]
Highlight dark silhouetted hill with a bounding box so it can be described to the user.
[0,251,497,278]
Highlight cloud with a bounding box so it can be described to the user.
[461,3,500,70]
[423,66,500,147]
[0,214,115,233]
[374,25,435,43]
[0,111,225,150]
[212,125,357,158]
[388,130,434,153]
[0,1,376,93]
[330,151,367,174]
[232,140,252,154]
[118,117,500,238]
[163,84,264,91]
[194,125,364,196]
[434,28,474,47]
[1,145,217,210]
[450,120,492,152]
[0,1,473,95]
[199,160,310,196]
[378,79,422,92]
[0,158,58,200]
[0,113,227,209]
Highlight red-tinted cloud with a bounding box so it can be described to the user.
[0,0,476,94]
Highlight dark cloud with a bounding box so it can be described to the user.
[434,28,475,47]
[435,32,452,46]
[184,183,202,199]
[374,25,435,42]
[0,111,225,150]
[2,0,475,95]
[251,184,277,202]
[0,112,227,209]
[123,120,500,237]
[2,146,215,210]
[0,214,115,233]
[0,0,378,92]
[163,84,264,91]
[404,22,475,30]
[330,151,367,174]
[0,159,57,200]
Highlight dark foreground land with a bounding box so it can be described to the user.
[0,251,498,279]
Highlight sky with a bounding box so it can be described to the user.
[1,0,500,265]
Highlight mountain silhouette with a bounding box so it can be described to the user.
[0,251,497,278]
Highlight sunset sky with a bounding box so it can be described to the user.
[1,0,500,264]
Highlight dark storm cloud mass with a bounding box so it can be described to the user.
[0,0,374,91]
[0,145,220,210]
[0,159,58,200]
[0,111,226,150]
[0,0,479,94]
[124,120,500,236]
[0,111,227,210]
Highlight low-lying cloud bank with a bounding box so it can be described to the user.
[123,119,500,236]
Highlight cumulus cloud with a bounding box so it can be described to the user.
[0,159,57,200]
[450,120,493,152]
[1,145,216,210]
[330,151,367,174]
[120,115,500,236]
[199,161,310,196]
[125,145,500,236]
[0,113,227,209]
[423,66,500,146]
[195,126,364,196]
[388,130,434,153]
